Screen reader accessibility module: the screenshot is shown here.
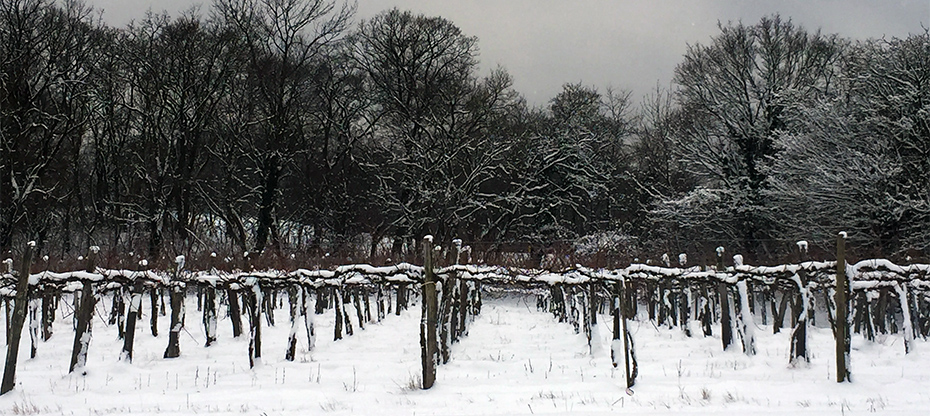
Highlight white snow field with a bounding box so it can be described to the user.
[0,290,927,415]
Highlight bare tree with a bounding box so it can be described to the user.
[118,9,241,258]
[355,9,522,246]
[766,31,930,256]
[0,0,103,255]
[214,0,354,254]
[665,15,843,258]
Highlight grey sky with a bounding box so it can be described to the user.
[90,0,929,106]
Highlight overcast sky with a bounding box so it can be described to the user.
[90,0,929,106]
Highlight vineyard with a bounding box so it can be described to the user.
[0,236,929,414]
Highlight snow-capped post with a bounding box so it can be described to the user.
[203,280,217,347]
[285,286,300,361]
[588,279,597,326]
[454,240,469,340]
[227,285,243,338]
[340,288,353,336]
[246,277,263,368]
[70,246,99,374]
[611,282,622,368]
[894,282,914,354]
[140,259,159,337]
[120,262,147,362]
[42,268,54,341]
[716,247,733,351]
[790,240,810,366]
[353,287,365,330]
[835,232,851,382]
[439,243,455,364]
[163,256,185,359]
[1,241,35,395]
[28,289,39,359]
[622,278,637,389]
[303,286,316,350]
[733,254,756,356]
[109,285,125,340]
[420,235,438,389]
[679,253,692,337]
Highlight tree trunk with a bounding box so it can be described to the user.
[1,243,33,395]
[254,157,280,253]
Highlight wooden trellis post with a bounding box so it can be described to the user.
[164,257,185,359]
[716,247,733,351]
[285,286,299,361]
[1,242,34,395]
[70,247,98,374]
[247,280,263,368]
[622,279,636,388]
[835,232,851,382]
[420,236,438,389]
[203,283,217,347]
[121,275,146,361]
[790,241,811,366]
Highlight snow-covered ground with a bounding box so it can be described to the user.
[0,290,927,415]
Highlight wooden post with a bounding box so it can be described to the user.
[716,247,733,351]
[333,287,343,340]
[247,281,262,368]
[790,241,810,366]
[622,279,636,389]
[1,242,34,395]
[303,286,316,350]
[164,257,185,358]
[40,291,54,341]
[285,286,299,361]
[163,283,183,358]
[439,274,454,364]
[611,282,621,368]
[396,283,407,314]
[120,277,146,361]
[70,247,98,373]
[203,284,217,347]
[453,239,468,339]
[149,287,158,336]
[27,295,38,359]
[227,288,242,337]
[420,236,438,389]
[835,232,851,382]
[353,287,365,330]
[110,289,125,339]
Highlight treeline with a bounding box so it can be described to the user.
[1,0,928,264]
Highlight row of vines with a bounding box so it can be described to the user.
[2,235,929,394]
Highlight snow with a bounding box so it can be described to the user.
[0,289,928,414]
